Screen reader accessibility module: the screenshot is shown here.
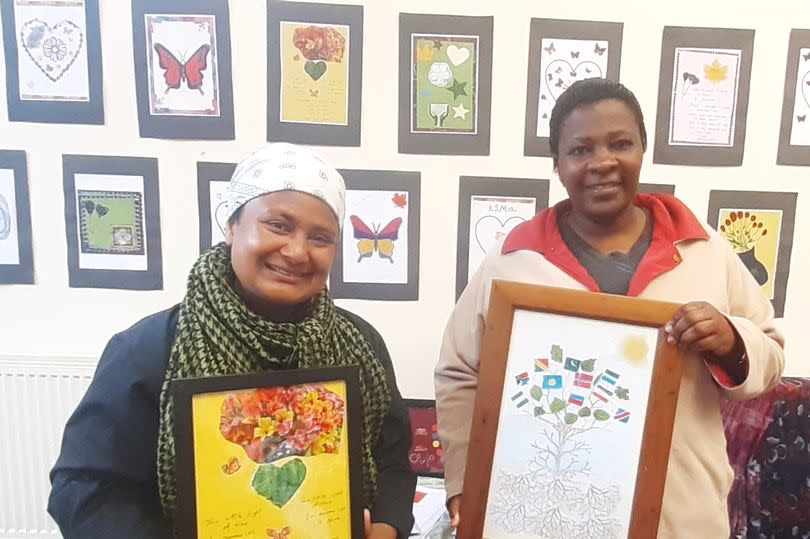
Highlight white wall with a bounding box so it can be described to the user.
[1,0,807,398]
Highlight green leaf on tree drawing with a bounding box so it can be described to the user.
[564,413,578,425]
[578,407,591,417]
[530,385,543,401]
[550,397,566,413]
[581,358,596,372]
[594,410,610,421]
[616,387,630,400]
[534,406,546,417]
[550,344,563,363]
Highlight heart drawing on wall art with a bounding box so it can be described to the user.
[474,215,526,254]
[20,19,85,82]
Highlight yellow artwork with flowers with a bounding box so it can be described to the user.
[719,208,782,300]
[191,381,352,538]
[280,22,349,125]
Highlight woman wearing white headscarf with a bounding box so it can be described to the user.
[48,143,416,539]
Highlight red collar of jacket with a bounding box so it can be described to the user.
[501,193,709,296]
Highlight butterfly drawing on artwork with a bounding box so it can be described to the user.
[803,50,810,61]
[349,215,403,263]
[594,43,606,56]
[798,114,807,123]
[153,43,211,93]
[543,42,556,55]
[221,456,240,475]
[266,527,290,539]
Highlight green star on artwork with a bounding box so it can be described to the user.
[447,78,468,100]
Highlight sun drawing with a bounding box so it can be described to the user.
[622,335,649,364]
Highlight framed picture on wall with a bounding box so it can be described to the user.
[653,26,755,166]
[707,190,797,318]
[458,282,683,539]
[1,0,104,124]
[62,155,163,290]
[132,0,235,140]
[456,176,550,299]
[398,13,494,155]
[173,366,364,538]
[196,161,235,253]
[267,0,363,147]
[523,18,623,157]
[777,28,810,166]
[330,169,420,301]
[0,150,34,285]
[638,182,676,195]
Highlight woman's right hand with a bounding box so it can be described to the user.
[447,495,461,528]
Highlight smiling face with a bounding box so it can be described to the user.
[554,98,644,225]
[226,190,340,318]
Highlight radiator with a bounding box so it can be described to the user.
[0,357,96,539]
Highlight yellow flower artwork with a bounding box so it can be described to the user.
[704,59,728,83]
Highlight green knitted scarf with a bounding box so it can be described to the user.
[156,244,391,520]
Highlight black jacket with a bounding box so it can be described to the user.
[48,305,416,538]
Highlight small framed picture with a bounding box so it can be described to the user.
[459,282,683,538]
[777,29,810,165]
[707,190,797,318]
[1,0,104,124]
[0,150,34,285]
[456,176,550,299]
[330,169,421,301]
[132,0,235,139]
[523,18,623,157]
[196,161,235,253]
[173,366,364,538]
[267,0,363,146]
[62,155,163,290]
[403,399,444,478]
[398,13,493,155]
[653,26,755,166]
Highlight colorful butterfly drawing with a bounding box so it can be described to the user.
[266,527,291,539]
[350,215,402,263]
[221,456,240,474]
[594,43,606,56]
[153,43,211,93]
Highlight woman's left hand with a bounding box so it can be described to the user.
[364,509,397,539]
[664,301,736,358]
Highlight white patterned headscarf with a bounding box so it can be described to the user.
[225,143,346,226]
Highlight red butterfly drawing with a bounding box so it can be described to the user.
[153,43,211,94]
[350,215,402,263]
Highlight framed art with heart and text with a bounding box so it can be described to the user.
[523,18,623,157]
[330,169,421,301]
[62,154,163,290]
[777,28,810,166]
[132,0,235,140]
[455,176,549,300]
[0,150,35,285]
[398,13,493,155]
[173,366,364,538]
[1,0,104,124]
[267,0,363,146]
[196,161,235,254]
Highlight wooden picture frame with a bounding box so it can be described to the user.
[458,281,683,539]
[0,150,34,284]
[455,176,549,300]
[653,26,755,166]
[330,169,421,301]
[62,154,163,290]
[776,28,810,166]
[174,366,364,538]
[267,0,363,146]
[523,18,623,157]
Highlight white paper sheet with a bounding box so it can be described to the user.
[14,0,90,102]
[208,180,229,246]
[669,47,741,147]
[789,47,810,146]
[0,169,21,266]
[467,195,535,282]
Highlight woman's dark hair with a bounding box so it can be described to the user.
[548,78,647,158]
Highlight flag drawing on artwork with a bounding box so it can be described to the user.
[515,372,530,386]
[511,391,529,408]
[534,358,550,372]
[600,369,620,385]
[593,383,614,403]
[564,357,581,372]
[614,408,630,423]
[574,372,593,389]
[568,393,585,406]
[542,375,563,390]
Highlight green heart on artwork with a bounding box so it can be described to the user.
[252,458,307,508]
[304,60,327,81]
